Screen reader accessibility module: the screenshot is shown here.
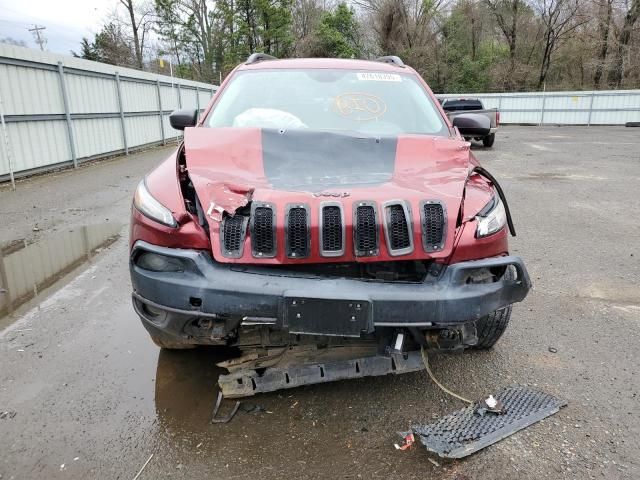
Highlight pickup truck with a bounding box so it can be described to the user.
[440,98,499,147]
[129,54,529,394]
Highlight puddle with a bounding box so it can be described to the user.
[155,348,233,432]
[0,223,122,321]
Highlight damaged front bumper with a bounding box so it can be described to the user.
[130,240,531,347]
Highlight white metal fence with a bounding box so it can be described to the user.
[438,90,640,125]
[0,44,217,185]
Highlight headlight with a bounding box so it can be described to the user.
[133,180,177,227]
[476,196,506,237]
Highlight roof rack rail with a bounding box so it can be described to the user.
[246,53,278,65]
[375,55,405,67]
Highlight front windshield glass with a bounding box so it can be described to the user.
[206,69,448,137]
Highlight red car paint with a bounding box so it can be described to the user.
[181,127,504,264]
[130,58,508,265]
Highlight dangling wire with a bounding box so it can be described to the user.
[421,347,473,405]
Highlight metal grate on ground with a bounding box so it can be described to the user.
[411,386,567,458]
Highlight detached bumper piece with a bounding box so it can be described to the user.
[218,351,424,398]
[412,386,567,459]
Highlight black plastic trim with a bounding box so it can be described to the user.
[353,201,380,257]
[249,202,277,258]
[382,200,414,256]
[130,241,531,345]
[319,201,346,257]
[220,214,249,259]
[284,203,311,259]
[420,200,447,253]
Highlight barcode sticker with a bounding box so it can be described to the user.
[356,72,402,82]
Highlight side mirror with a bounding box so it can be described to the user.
[452,113,490,138]
[169,109,198,131]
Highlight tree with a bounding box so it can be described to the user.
[72,38,101,61]
[309,3,362,57]
[608,0,640,87]
[118,0,154,69]
[483,0,526,81]
[73,23,136,67]
[593,0,614,87]
[0,37,28,47]
[533,0,587,88]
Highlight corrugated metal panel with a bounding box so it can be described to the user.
[0,64,63,115]
[120,80,158,113]
[0,43,217,181]
[125,116,162,148]
[74,118,123,158]
[159,85,180,111]
[198,89,214,109]
[66,73,119,114]
[5,121,70,171]
[439,90,640,125]
[180,87,198,110]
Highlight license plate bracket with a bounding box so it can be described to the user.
[283,296,372,337]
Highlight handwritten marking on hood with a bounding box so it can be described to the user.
[312,191,351,198]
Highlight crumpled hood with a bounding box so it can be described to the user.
[184,127,472,264]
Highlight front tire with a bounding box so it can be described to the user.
[482,133,496,148]
[473,305,512,349]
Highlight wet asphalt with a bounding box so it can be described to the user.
[0,127,638,479]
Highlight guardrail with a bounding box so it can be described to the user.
[438,90,640,126]
[0,44,217,187]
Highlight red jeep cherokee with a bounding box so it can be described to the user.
[129,55,530,364]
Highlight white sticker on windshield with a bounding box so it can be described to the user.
[357,72,402,82]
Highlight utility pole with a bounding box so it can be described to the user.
[28,25,47,51]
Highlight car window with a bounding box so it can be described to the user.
[206,69,448,136]
[442,99,484,111]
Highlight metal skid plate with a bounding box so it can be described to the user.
[412,386,567,459]
[218,351,424,398]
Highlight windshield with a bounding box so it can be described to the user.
[206,69,448,136]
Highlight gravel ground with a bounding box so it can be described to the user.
[0,126,638,479]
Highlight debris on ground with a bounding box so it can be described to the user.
[408,386,566,459]
[239,403,266,414]
[210,391,241,424]
[132,454,154,480]
[394,432,415,451]
[217,346,424,398]
[475,394,505,416]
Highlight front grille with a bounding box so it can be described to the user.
[251,205,276,257]
[386,204,412,253]
[286,206,309,258]
[422,202,445,251]
[321,205,343,255]
[355,204,378,256]
[221,214,247,257]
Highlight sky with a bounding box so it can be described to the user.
[0,0,116,55]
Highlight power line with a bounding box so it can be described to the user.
[28,24,46,51]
